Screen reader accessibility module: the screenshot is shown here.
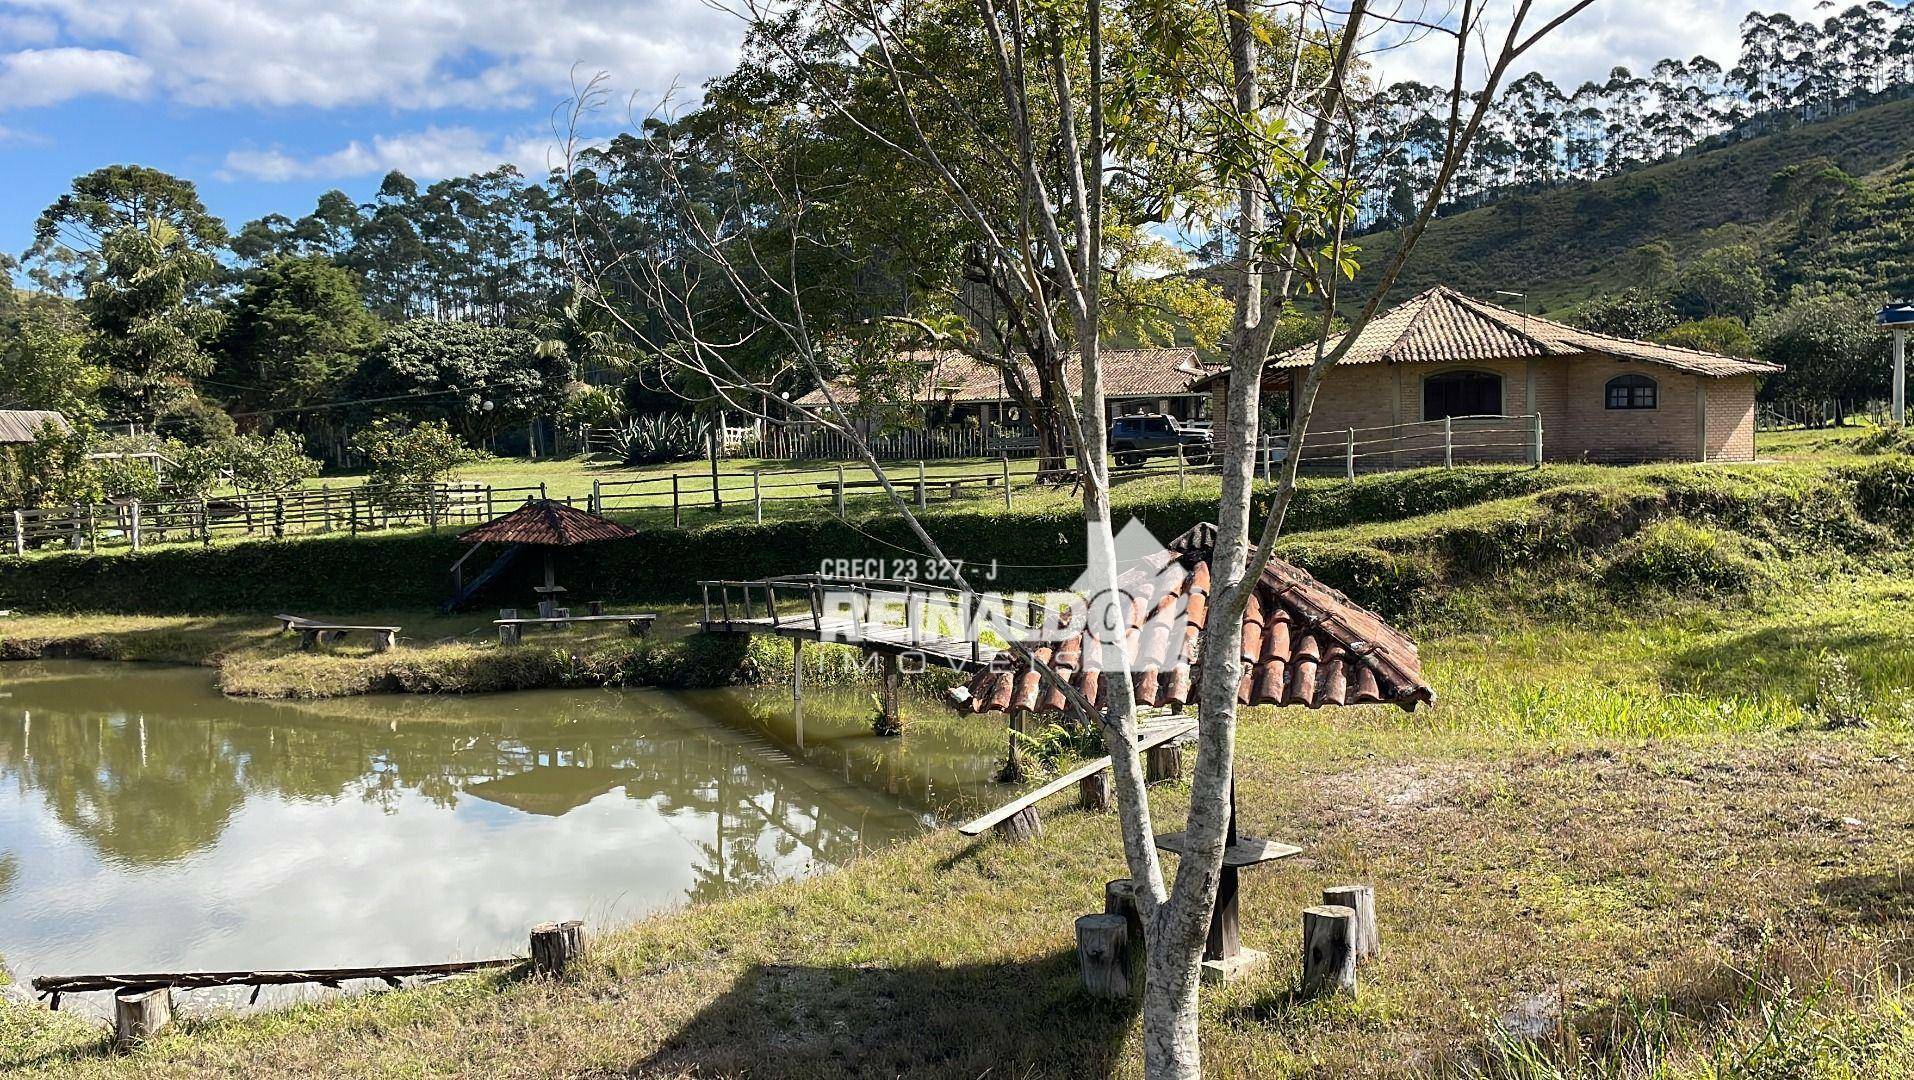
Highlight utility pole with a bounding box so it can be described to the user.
[1881,304,1912,428]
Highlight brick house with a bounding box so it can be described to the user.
[1195,286,1781,464]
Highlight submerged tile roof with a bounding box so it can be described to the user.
[1192,286,1781,388]
[797,348,1213,408]
[0,410,71,445]
[954,523,1432,717]
[458,500,636,546]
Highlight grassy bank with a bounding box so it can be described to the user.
[4,569,1910,1076]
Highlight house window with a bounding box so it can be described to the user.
[1423,370,1503,421]
[1605,374,1658,410]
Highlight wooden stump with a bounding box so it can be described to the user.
[1075,914,1130,1000]
[499,623,521,647]
[113,986,173,1049]
[1104,878,1143,947]
[530,920,585,977]
[1300,904,1357,998]
[1145,740,1184,784]
[587,600,605,616]
[371,630,395,654]
[992,805,1042,842]
[1322,885,1379,962]
[1078,771,1113,812]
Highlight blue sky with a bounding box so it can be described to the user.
[0,0,1827,264]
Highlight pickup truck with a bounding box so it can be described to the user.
[1109,413,1211,467]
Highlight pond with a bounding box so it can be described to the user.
[0,661,1007,1005]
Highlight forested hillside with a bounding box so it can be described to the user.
[1354,95,1914,313]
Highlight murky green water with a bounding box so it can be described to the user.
[0,662,1005,997]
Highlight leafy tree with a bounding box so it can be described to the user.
[352,320,569,443]
[350,417,480,491]
[0,299,104,419]
[1657,317,1755,356]
[1755,290,1889,410]
[215,257,382,433]
[0,420,98,510]
[79,220,226,425]
[1573,288,1678,338]
[1624,241,1676,290]
[1670,243,1768,320]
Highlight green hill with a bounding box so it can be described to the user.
[1358,96,1914,314]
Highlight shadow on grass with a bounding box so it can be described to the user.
[1816,871,1914,924]
[633,951,1136,1078]
[1660,623,1914,701]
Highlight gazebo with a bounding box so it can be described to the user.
[453,500,635,615]
[954,521,1432,980]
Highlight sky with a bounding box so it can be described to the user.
[0,0,1831,263]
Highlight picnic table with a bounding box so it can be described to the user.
[495,611,656,646]
[276,615,399,653]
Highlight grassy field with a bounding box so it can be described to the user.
[3,443,1911,1076]
[2,567,1910,1077]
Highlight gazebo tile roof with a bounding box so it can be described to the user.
[458,500,635,546]
[958,523,1431,716]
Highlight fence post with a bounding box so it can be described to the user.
[199,500,212,546]
[130,500,142,552]
[1176,444,1187,492]
[590,479,601,514]
[321,484,332,532]
[916,460,928,510]
[753,469,763,524]
[485,485,496,522]
[86,502,98,552]
[274,496,286,538]
[1529,413,1543,468]
[1444,416,1453,469]
[350,493,360,537]
[1345,429,1356,482]
[1001,454,1012,510]
[835,464,846,519]
[709,427,723,512]
[538,482,548,502]
[11,509,22,556]
[672,474,682,527]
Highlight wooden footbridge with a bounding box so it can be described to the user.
[699,575,1056,672]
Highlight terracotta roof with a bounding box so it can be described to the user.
[798,349,1213,408]
[0,410,71,444]
[955,523,1432,716]
[458,500,635,546]
[1191,286,1781,389]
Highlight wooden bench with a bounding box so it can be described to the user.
[296,623,400,653]
[495,613,657,646]
[274,613,314,633]
[957,721,1195,837]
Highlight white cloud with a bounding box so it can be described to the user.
[0,45,150,107]
[0,0,742,112]
[218,126,567,182]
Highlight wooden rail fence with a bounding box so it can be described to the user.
[3,417,1542,556]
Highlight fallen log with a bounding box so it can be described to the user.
[33,957,520,1008]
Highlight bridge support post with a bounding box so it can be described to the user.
[791,637,805,704]
[873,653,903,735]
